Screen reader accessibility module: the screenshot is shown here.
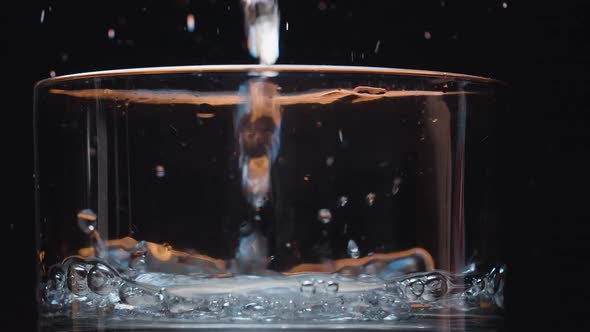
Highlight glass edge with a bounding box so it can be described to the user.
[34,64,507,88]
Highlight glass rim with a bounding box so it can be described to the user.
[35,64,506,88]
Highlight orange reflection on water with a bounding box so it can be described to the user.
[78,237,434,276]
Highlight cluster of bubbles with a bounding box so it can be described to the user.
[299,278,339,294]
[42,251,505,321]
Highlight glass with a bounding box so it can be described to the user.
[34,65,508,331]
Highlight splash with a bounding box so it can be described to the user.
[241,0,280,65]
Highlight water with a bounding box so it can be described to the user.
[37,68,505,330]
[43,254,504,323]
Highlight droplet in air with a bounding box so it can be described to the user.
[186,13,195,32]
[374,40,381,54]
[303,174,311,182]
[77,209,97,234]
[424,31,432,40]
[300,280,316,294]
[285,22,289,31]
[502,2,508,9]
[107,28,116,40]
[49,70,56,77]
[338,196,348,207]
[317,209,332,224]
[155,165,165,178]
[392,177,402,196]
[366,192,376,206]
[88,263,118,295]
[67,262,90,296]
[40,9,45,24]
[347,239,360,259]
[326,156,335,167]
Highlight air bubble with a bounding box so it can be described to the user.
[407,279,424,298]
[88,263,118,296]
[47,264,66,290]
[67,262,90,296]
[423,275,448,301]
[326,281,339,293]
[300,280,315,294]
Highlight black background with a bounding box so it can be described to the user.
[3,0,590,330]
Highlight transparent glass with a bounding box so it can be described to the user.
[34,65,507,331]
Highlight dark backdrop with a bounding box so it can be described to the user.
[3,0,590,330]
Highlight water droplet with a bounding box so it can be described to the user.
[502,2,508,9]
[49,70,56,77]
[486,265,505,295]
[40,9,45,23]
[77,209,97,234]
[374,40,381,54]
[155,165,166,178]
[424,31,431,40]
[325,156,335,167]
[326,281,339,293]
[107,28,115,40]
[300,280,315,294]
[338,196,348,207]
[285,242,291,248]
[303,174,311,182]
[186,13,195,32]
[317,209,332,224]
[347,239,360,259]
[315,121,322,127]
[366,192,376,206]
[88,263,117,295]
[338,129,344,143]
[67,262,90,296]
[432,118,438,123]
[392,177,402,196]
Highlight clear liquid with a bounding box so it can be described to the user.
[39,83,504,329]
